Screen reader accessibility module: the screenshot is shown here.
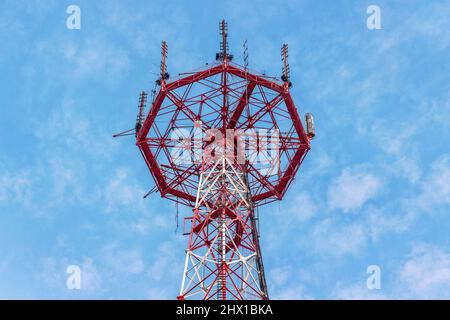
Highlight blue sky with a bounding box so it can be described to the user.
[1,0,450,299]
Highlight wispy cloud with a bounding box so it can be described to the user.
[328,167,382,213]
[397,244,450,299]
[310,218,367,256]
[0,170,32,205]
[102,242,145,275]
[414,156,450,212]
[333,282,386,300]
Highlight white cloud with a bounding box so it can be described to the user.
[269,266,291,287]
[268,263,316,299]
[0,170,32,205]
[102,243,145,275]
[103,167,171,233]
[147,241,183,282]
[271,284,313,300]
[283,192,317,222]
[39,257,64,289]
[44,157,100,208]
[398,244,450,299]
[310,219,367,256]
[302,151,333,180]
[147,286,171,300]
[365,206,412,241]
[79,258,102,291]
[99,1,200,73]
[104,168,146,214]
[68,37,130,80]
[368,120,423,183]
[333,283,386,300]
[377,1,450,53]
[334,244,450,299]
[291,193,317,221]
[376,123,417,156]
[415,156,450,211]
[35,99,117,160]
[34,29,130,83]
[392,157,422,184]
[299,204,413,258]
[328,169,381,213]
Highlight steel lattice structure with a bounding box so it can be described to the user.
[178,155,267,299]
[116,21,314,300]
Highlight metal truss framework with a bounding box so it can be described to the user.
[178,155,268,300]
[136,61,310,208]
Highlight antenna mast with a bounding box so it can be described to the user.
[281,43,292,88]
[157,41,170,87]
[135,91,147,135]
[216,20,233,62]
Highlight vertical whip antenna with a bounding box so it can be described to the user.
[243,40,249,70]
[216,20,233,62]
[156,41,170,86]
[281,44,292,87]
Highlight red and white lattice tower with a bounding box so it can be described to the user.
[118,21,315,300]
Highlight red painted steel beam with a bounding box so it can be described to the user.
[166,64,224,91]
[279,148,309,198]
[136,90,166,142]
[138,143,168,195]
[166,187,197,203]
[276,147,309,196]
[228,81,256,129]
[226,64,284,93]
[282,92,309,144]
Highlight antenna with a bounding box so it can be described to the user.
[216,20,233,61]
[220,20,228,60]
[135,91,147,135]
[243,40,249,70]
[281,43,292,87]
[156,41,170,86]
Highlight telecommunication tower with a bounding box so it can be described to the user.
[114,20,315,300]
